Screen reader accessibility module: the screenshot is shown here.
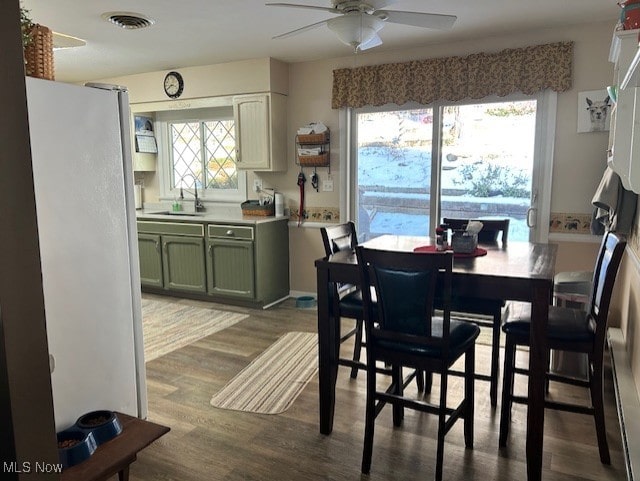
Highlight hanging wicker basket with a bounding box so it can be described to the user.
[24,24,55,80]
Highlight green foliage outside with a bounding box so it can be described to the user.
[486,103,536,117]
[454,163,529,198]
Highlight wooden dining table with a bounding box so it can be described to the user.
[314,235,557,481]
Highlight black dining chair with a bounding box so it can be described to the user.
[320,222,367,379]
[439,217,510,407]
[357,246,479,480]
[498,231,626,464]
[321,222,427,391]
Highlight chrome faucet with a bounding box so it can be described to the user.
[179,184,205,212]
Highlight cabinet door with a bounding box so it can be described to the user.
[138,233,163,287]
[207,239,255,299]
[233,94,271,170]
[162,235,207,293]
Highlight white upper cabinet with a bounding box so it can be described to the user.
[610,29,640,193]
[609,29,636,191]
[233,93,287,172]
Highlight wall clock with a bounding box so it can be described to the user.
[163,71,184,99]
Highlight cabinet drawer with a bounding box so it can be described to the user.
[208,224,254,240]
[137,221,204,237]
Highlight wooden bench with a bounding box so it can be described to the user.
[61,412,170,481]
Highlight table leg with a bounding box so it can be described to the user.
[317,265,338,435]
[118,465,130,481]
[526,282,550,481]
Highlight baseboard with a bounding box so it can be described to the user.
[608,327,640,481]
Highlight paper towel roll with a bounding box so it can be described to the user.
[275,192,284,216]
[134,184,142,209]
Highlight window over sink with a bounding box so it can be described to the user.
[156,106,247,203]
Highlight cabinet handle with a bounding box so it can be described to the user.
[163,241,167,253]
[155,241,160,252]
[226,230,234,236]
[208,244,213,256]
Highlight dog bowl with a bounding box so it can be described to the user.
[75,410,122,445]
[57,429,97,469]
[296,296,316,309]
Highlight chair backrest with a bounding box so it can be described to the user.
[589,231,627,349]
[356,247,454,357]
[321,221,358,257]
[443,217,510,244]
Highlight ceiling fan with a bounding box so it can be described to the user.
[267,0,456,52]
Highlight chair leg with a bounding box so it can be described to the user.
[591,357,611,464]
[392,365,403,427]
[490,314,501,407]
[415,369,425,392]
[361,363,376,474]
[423,370,433,394]
[499,335,516,447]
[435,370,449,481]
[350,318,364,379]
[464,346,475,448]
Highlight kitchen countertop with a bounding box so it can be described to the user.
[136,207,288,225]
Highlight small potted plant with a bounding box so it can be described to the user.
[21,6,34,48]
[20,6,54,80]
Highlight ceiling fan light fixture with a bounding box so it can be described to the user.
[327,13,384,50]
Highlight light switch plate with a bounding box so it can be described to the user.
[322,180,334,192]
[253,178,263,192]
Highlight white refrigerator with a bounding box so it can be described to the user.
[26,77,147,430]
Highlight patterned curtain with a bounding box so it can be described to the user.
[332,41,573,109]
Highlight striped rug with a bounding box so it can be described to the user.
[142,297,248,362]
[210,332,318,415]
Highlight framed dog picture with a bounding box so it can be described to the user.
[577,89,611,133]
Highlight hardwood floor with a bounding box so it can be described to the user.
[119,294,626,480]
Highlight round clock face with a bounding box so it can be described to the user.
[164,71,184,99]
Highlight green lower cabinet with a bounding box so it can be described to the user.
[138,233,163,288]
[161,235,207,293]
[206,239,255,299]
[137,218,288,306]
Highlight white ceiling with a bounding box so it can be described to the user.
[22,0,620,83]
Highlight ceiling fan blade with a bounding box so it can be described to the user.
[366,0,397,11]
[272,19,329,39]
[266,2,339,14]
[358,33,383,51]
[380,10,457,30]
[52,31,86,49]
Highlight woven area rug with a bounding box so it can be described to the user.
[142,298,248,362]
[210,331,318,415]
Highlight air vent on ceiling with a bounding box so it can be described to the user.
[101,12,155,29]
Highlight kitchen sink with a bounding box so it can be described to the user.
[148,211,205,217]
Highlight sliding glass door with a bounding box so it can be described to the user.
[351,95,549,242]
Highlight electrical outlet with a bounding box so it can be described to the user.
[322,180,334,192]
[253,178,263,192]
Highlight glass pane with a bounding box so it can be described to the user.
[204,120,238,190]
[440,101,536,242]
[356,108,433,241]
[171,122,202,189]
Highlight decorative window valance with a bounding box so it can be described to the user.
[332,41,573,109]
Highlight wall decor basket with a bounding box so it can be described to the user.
[241,200,275,216]
[25,24,55,80]
[296,132,330,144]
[298,152,330,167]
